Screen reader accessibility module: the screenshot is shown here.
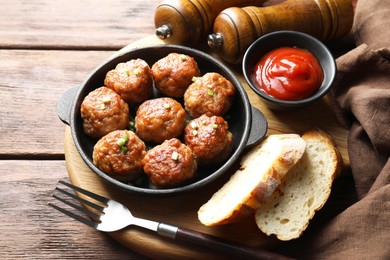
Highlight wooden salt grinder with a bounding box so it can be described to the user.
[154,0,268,45]
[208,0,354,64]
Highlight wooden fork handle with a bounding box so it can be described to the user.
[174,226,295,259]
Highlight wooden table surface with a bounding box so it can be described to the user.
[0,0,358,259]
[0,1,159,258]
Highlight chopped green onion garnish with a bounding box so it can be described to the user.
[102,96,111,103]
[117,135,129,147]
[190,121,198,129]
[117,138,126,147]
[171,151,179,160]
[164,103,171,109]
[192,76,198,82]
[192,130,198,136]
[125,70,130,76]
[133,69,140,76]
[127,121,135,132]
[121,146,128,154]
[212,124,218,129]
[208,90,214,96]
[180,54,187,61]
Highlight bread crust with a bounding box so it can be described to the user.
[303,129,343,176]
[198,134,306,226]
[255,129,342,240]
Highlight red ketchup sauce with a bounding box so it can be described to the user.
[254,47,324,101]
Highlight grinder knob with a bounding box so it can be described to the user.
[207,33,223,48]
[156,24,172,40]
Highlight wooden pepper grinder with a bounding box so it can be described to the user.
[154,0,268,45]
[208,0,354,64]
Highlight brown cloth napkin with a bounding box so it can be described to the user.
[278,0,390,259]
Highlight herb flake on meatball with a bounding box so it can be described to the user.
[184,72,235,118]
[143,138,197,188]
[93,130,146,182]
[184,114,233,166]
[104,58,153,105]
[151,53,200,97]
[81,86,130,138]
[135,97,186,143]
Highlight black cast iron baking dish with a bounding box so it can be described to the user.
[57,44,268,196]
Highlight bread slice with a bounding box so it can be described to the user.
[255,129,342,241]
[198,134,306,226]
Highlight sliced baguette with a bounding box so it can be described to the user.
[255,129,342,241]
[198,134,306,226]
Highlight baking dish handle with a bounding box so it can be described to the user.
[246,106,268,149]
[56,87,78,126]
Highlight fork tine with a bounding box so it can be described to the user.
[51,191,102,220]
[54,186,105,213]
[49,180,109,228]
[58,180,109,204]
[48,202,98,229]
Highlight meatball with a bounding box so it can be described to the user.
[135,97,186,143]
[104,59,153,105]
[81,86,129,138]
[151,53,200,97]
[93,130,146,182]
[184,72,235,118]
[184,114,233,166]
[143,138,197,188]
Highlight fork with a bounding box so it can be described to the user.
[48,180,294,259]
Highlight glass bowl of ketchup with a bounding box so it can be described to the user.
[242,30,336,110]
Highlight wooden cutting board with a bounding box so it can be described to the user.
[64,35,349,259]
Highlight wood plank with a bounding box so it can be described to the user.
[0,0,160,49]
[0,160,146,259]
[0,49,115,157]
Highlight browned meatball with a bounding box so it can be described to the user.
[81,86,129,138]
[151,53,200,97]
[135,97,186,143]
[142,138,197,188]
[184,114,233,166]
[184,72,235,118]
[104,59,153,105]
[93,130,146,182]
